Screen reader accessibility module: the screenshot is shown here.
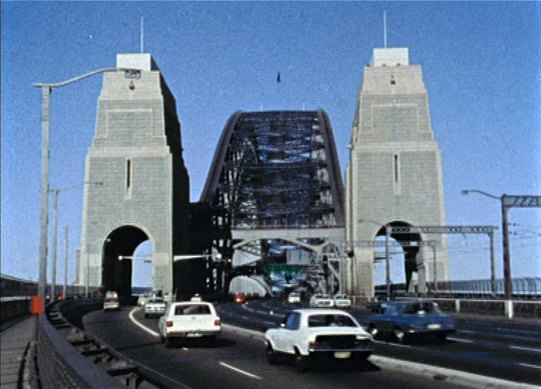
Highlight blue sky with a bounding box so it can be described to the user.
[2,1,540,288]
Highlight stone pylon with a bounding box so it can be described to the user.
[346,48,449,297]
[78,54,189,296]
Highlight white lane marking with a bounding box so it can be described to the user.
[219,362,262,380]
[510,345,541,353]
[519,363,541,370]
[129,307,160,337]
[448,337,474,343]
[457,329,475,334]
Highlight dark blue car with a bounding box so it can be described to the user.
[365,300,456,343]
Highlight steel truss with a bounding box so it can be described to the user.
[200,111,346,292]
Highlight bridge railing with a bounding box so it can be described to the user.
[30,298,184,389]
[32,300,127,388]
[352,295,541,319]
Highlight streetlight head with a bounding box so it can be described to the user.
[461,190,470,196]
[124,69,141,79]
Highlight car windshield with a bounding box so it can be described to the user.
[148,299,164,304]
[174,304,211,315]
[308,314,357,327]
[400,302,440,314]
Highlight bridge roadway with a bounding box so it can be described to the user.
[82,300,541,389]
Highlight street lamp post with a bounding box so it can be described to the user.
[385,225,391,297]
[34,67,140,306]
[62,225,69,297]
[462,190,510,298]
[49,182,102,299]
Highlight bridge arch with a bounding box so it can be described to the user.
[370,220,422,293]
[101,225,154,297]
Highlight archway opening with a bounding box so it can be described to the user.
[131,240,154,295]
[372,221,422,295]
[102,226,150,297]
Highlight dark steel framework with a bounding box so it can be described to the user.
[200,110,345,290]
[202,110,344,228]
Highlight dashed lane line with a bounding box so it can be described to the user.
[519,363,541,370]
[510,345,541,353]
[219,362,262,380]
[447,336,474,343]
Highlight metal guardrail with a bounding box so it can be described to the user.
[352,295,541,319]
[33,301,127,388]
[31,299,185,389]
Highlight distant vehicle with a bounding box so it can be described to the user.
[137,294,149,307]
[309,294,333,308]
[158,300,221,347]
[190,294,203,302]
[234,292,246,304]
[265,309,373,371]
[365,300,456,343]
[144,298,167,318]
[103,291,120,311]
[333,294,352,309]
[287,292,301,304]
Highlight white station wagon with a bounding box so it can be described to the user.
[158,300,221,347]
[265,309,373,371]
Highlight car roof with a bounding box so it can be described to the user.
[292,308,353,315]
[170,301,212,306]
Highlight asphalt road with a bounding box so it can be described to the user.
[82,306,478,389]
[229,299,541,386]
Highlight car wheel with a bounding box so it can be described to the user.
[294,351,309,372]
[207,336,217,347]
[159,334,165,344]
[394,328,406,343]
[357,351,371,359]
[165,337,174,348]
[266,344,279,365]
[144,314,148,318]
[436,333,448,342]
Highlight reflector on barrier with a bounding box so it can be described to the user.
[31,295,44,314]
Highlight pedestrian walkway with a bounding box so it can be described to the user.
[0,316,35,389]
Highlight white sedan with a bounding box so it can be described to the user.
[265,309,373,371]
[333,294,352,309]
[309,294,334,308]
[144,298,167,318]
[287,292,301,304]
[158,300,221,347]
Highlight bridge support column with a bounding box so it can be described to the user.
[153,253,173,296]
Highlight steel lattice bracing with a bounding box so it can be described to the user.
[201,110,345,270]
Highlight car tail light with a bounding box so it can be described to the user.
[215,318,221,326]
[166,320,173,327]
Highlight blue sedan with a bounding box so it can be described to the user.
[365,300,456,343]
